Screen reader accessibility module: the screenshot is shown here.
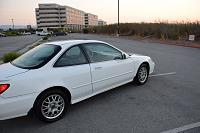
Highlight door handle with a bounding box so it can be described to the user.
[94,67,102,70]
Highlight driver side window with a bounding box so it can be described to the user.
[83,43,123,63]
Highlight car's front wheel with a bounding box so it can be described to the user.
[34,89,69,122]
[134,64,149,85]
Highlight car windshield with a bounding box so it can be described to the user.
[11,44,61,69]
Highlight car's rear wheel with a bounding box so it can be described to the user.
[34,89,69,122]
[134,64,149,85]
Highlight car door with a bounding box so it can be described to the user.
[83,43,134,93]
[53,45,92,102]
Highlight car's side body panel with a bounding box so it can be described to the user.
[90,59,134,92]
[0,93,39,120]
[2,65,92,100]
[46,64,93,102]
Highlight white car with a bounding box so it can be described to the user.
[22,32,31,35]
[0,33,6,37]
[36,31,51,36]
[0,40,155,122]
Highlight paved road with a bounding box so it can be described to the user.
[0,33,200,133]
[0,35,42,57]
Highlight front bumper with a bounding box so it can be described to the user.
[0,93,38,120]
[149,59,155,74]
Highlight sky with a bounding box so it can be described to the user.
[0,0,199,26]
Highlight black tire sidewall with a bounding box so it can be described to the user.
[135,64,149,85]
[34,89,69,122]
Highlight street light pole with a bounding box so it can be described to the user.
[117,0,120,36]
[11,18,14,30]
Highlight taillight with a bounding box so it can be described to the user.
[0,84,10,94]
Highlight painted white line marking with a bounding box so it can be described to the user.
[149,72,176,77]
[161,121,200,133]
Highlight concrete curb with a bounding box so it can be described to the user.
[17,38,43,54]
[143,39,200,49]
[161,121,200,133]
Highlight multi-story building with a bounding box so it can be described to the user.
[98,20,107,26]
[85,13,98,28]
[65,6,85,30]
[35,4,67,29]
[35,3,99,30]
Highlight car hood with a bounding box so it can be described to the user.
[0,63,29,80]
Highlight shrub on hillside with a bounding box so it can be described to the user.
[4,31,21,36]
[42,36,49,40]
[82,28,89,34]
[2,52,20,63]
[89,22,200,41]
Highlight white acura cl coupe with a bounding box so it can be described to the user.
[0,40,155,122]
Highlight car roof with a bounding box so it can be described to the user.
[44,40,106,48]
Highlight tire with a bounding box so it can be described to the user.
[134,64,149,85]
[34,89,69,122]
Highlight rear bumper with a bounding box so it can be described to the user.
[0,93,38,120]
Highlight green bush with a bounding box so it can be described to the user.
[42,36,49,40]
[82,28,89,34]
[2,52,20,63]
[168,32,179,40]
[4,31,21,36]
[49,28,65,33]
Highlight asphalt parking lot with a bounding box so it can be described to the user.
[0,33,200,133]
[0,35,42,57]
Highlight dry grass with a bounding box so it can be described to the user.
[90,22,200,41]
